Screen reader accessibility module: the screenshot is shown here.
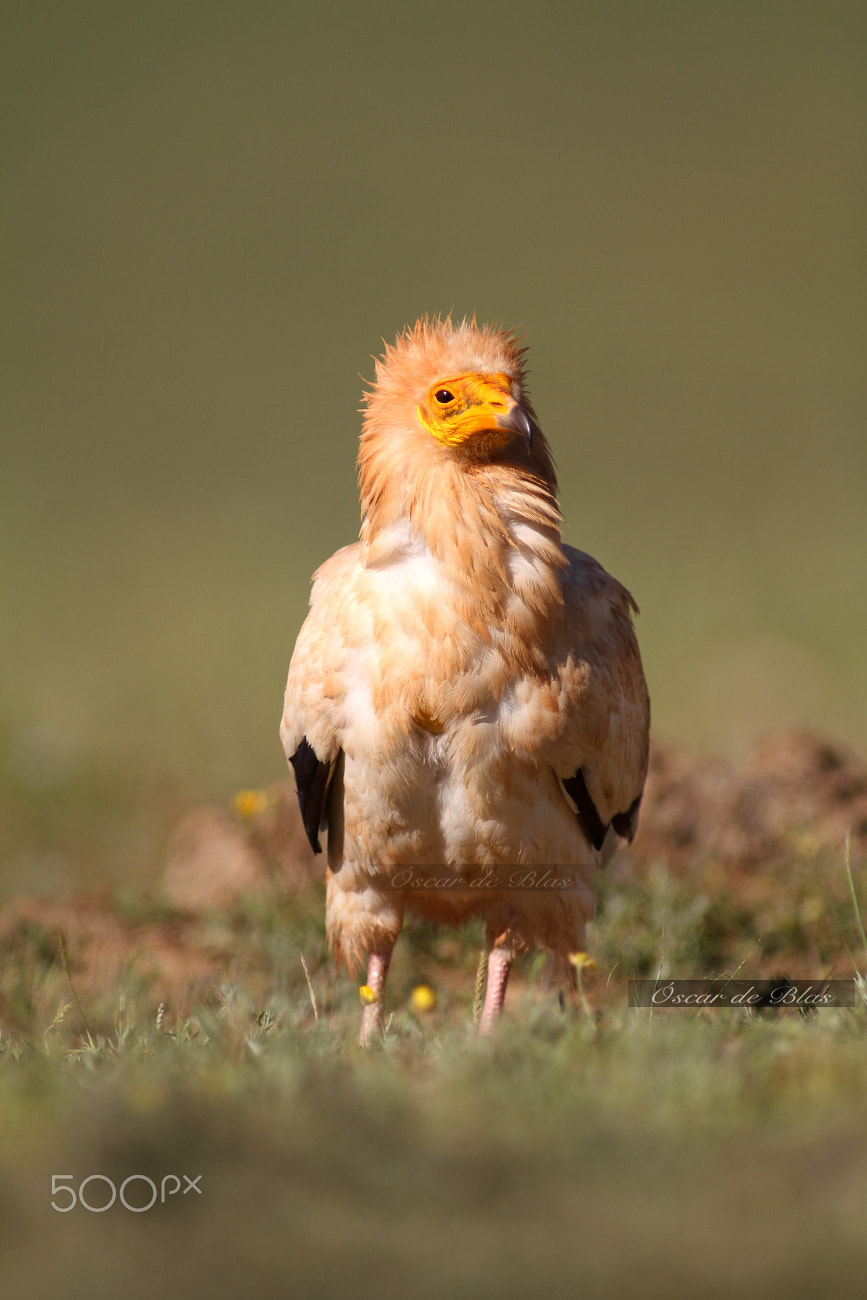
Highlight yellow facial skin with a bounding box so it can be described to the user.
[417,372,533,450]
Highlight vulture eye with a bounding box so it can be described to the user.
[434,389,454,404]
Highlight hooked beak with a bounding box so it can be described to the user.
[496,401,534,449]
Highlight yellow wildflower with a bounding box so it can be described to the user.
[410,984,437,1013]
[234,789,269,819]
[568,952,597,972]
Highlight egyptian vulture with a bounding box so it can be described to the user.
[281,317,649,1039]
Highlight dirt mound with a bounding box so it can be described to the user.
[635,729,867,875]
[159,783,318,911]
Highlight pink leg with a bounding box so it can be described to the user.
[359,949,392,1046]
[478,949,512,1034]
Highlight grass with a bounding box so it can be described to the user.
[2,839,867,1297]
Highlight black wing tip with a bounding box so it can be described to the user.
[562,769,644,852]
[289,736,329,855]
[561,768,608,852]
[612,792,643,843]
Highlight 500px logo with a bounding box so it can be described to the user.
[51,1173,202,1212]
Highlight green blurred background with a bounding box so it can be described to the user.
[2,1,865,890]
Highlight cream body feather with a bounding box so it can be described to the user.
[281,317,649,1011]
